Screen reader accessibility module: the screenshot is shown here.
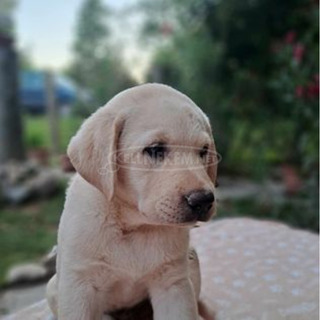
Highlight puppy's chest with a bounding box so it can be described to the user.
[99,231,189,278]
[76,230,189,310]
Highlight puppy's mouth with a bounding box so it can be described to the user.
[155,204,215,227]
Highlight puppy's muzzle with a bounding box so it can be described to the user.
[185,190,214,221]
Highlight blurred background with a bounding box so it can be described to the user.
[0,0,319,315]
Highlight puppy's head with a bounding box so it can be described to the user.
[68,84,218,226]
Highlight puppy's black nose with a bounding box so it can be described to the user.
[185,190,214,221]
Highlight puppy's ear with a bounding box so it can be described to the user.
[67,107,124,200]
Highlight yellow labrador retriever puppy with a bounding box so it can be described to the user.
[46,83,217,320]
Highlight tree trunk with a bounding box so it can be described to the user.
[0,35,25,163]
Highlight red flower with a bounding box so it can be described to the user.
[293,43,305,63]
[284,31,296,44]
[295,86,304,98]
[306,83,319,99]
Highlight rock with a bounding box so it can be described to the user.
[216,176,287,203]
[216,177,261,201]
[0,161,39,186]
[5,264,47,285]
[25,171,61,198]
[4,246,57,287]
[2,185,32,204]
[0,161,70,204]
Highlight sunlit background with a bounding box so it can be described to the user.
[0,0,319,315]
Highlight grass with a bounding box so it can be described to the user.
[24,115,84,152]
[0,191,65,286]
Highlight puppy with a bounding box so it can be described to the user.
[46,84,217,320]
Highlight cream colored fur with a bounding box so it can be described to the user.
[46,83,217,320]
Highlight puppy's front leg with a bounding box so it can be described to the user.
[58,277,105,320]
[150,277,199,320]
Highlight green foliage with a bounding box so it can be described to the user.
[0,0,17,36]
[225,120,297,177]
[68,0,136,110]
[0,0,17,14]
[139,0,319,232]
[140,0,319,179]
[73,0,109,59]
[24,116,83,152]
[267,5,319,173]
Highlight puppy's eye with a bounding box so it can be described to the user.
[143,143,167,160]
[199,145,208,158]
